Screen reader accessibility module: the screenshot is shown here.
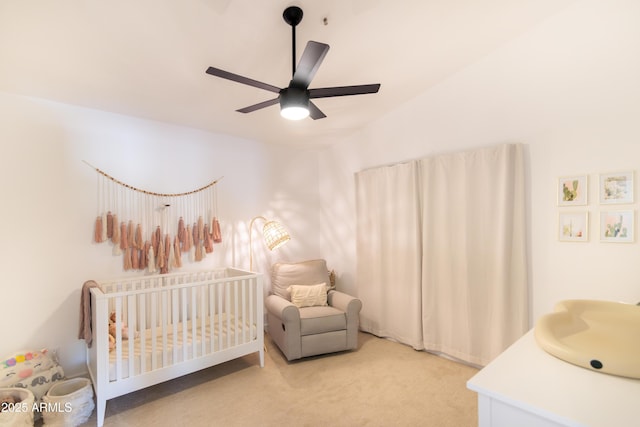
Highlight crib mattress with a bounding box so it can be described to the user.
[109,314,256,381]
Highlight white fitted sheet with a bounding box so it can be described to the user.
[108,314,257,381]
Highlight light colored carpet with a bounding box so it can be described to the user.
[73,332,478,426]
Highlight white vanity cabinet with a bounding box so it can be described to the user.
[467,330,639,427]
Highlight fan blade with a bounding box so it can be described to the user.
[206,67,281,94]
[308,101,326,120]
[309,83,381,99]
[236,98,280,114]
[291,41,330,89]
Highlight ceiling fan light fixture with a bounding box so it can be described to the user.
[280,87,309,120]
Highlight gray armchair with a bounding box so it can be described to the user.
[265,259,362,361]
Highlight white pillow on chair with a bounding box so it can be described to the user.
[287,283,329,308]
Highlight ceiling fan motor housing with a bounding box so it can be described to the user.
[279,87,310,120]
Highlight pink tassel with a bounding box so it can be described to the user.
[183,225,192,252]
[212,218,222,243]
[111,214,120,244]
[135,224,143,249]
[204,224,214,253]
[132,248,139,270]
[94,216,103,243]
[120,223,128,250]
[151,229,157,255]
[106,211,113,239]
[164,235,171,270]
[154,226,162,255]
[102,213,108,242]
[140,241,149,269]
[127,221,134,248]
[195,240,203,262]
[197,216,204,241]
[123,248,132,271]
[178,217,185,245]
[173,237,182,268]
[157,238,165,269]
[192,223,198,245]
[168,237,175,269]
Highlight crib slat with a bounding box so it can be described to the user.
[127,295,135,378]
[139,293,146,374]
[151,292,157,371]
[225,281,231,349]
[234,280,240,346]
[249,279,254,344]
[242,279,247,344]
[218,282,224,351]
[198,286,206,358]
[173,288,179,364]
[115,298,123,380]
[208,283,214,353]
[162,290,169,367]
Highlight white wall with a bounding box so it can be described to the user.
[0,92,321,376]
[319,0,640,323]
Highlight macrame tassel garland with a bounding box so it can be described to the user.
[89,162,224,273]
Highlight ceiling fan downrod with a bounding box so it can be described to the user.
[283,6,304,79]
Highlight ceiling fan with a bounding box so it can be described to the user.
[205,6,381,120]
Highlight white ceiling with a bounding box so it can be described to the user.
[0,0,573,146]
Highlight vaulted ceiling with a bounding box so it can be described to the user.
[0,0,574,146]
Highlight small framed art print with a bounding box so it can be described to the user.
[557,175,587,206]
[599,171,634,204]
[600,210,634,243]
[558,212,588,242]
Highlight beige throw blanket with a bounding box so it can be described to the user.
[78,280,99,348]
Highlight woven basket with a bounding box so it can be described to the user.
[0,387,35,427]
[42,378,94,427]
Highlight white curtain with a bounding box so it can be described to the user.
[356,144,528,365]
[355,161,423,349]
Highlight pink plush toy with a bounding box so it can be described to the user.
[108,311,137,351]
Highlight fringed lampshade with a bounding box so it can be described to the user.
[249,216,291,270]
[262,220,291,250]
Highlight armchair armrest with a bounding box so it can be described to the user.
[328,290,362,350]
[328,290,362,317]
[265,294,300,323]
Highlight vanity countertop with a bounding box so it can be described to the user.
[467,329,640,427]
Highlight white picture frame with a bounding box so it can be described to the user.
[600,210,634,243]
[558,212,589,242]
[599,171,634,204]
[557,175,588,206]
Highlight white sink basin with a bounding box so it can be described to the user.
[535,299,640,379]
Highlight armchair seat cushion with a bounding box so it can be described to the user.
[299,306,346,336]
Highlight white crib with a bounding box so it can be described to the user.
[86,268,264,427]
